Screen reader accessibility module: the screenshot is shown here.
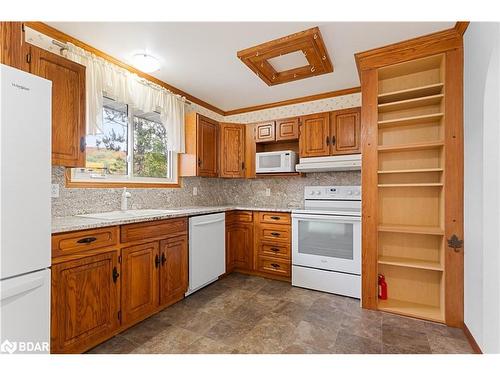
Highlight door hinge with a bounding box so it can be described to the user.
[242,161,245,170]
[21,23,26,32]
[26,53,31,64]
[118,255,122,264]
[117,311,122,321]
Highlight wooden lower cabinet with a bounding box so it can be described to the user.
[121,242,159,326]
[226,220,254,271]
[51,251,120,354]
[159,235,188,307]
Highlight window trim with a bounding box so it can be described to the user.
[67,98,180,189]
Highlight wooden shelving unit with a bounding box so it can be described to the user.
[373,54,447,323]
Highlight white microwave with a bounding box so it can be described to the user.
[255,150,298,173]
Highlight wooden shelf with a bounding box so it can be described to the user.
[378,299,444,323]
[255,172,303,178]
[377,140,444,153]
[378,113,444,128]
[378,183,443,188]
[378,168,443,174]
[378,94,444,113]
[378,83,444,104]
[378,224,444,235]
[378,256,443,271]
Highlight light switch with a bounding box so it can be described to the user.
[193,187,198,196]
[51,183,60,198]
[265,188,271,197]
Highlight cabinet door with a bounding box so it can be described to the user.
[219,123,245,178]
[159,235,188,307]
[255,121,275,143]
[330,107,361,155]
[226,222,253,271]
[51,251,119,354]
[30,46,86,167]
[0,22,30,71]
[299,112,330,157]
[276,117,299,141]
[197,115,218,177]
[121,242,159,325]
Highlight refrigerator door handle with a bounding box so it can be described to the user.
[0,276,45,301]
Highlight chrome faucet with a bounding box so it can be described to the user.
[121,187,131,211]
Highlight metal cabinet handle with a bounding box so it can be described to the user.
[270,247,280,252]
[161,252,166,266]
[76,237,97,244]
[270,216,281,220]
[326,136,330,146]
[331,136,336,146]
[155,254,160,268]
[447,234,463,253]
[270,263,280,268]
[270,232,280,236]
[80,136,86,152]
[112,267,119,283]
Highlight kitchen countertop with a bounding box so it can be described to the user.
[51,206,296,234]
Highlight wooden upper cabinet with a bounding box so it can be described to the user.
[0,22,30,72]
[180,113,219,177]
[255,121,275,143]
[121,242,159,325]
[29,46,86,167]
[159,235,188,307]
[299,112,330,157]
[330,107,361,155]
[51,251,119,354]
[219,123,246,178]
[276,117,299,141]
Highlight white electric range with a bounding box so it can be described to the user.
[292,186,361,299]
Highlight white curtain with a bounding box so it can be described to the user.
[64,43,185,153]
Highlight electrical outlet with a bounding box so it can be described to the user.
[51,183,60,198]
[265,188,271,197]
[193,187,198,196]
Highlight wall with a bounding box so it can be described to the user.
[463,22,500,353]
[52,93,362,217]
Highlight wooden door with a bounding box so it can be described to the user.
[276,117,299,141]
[0,22,30,71]
[197,115,218,177]
[121,242,159,325]
[159,235,188,307]
[219,123,245,178]
[226,222,253,271]
[29,46,86,167]
[51,251,120,353]
[299,112,330,157]
[330,107,361,155]
[255,121,275,143]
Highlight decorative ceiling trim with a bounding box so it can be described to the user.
[224,86,360,116]
[25,22,226,116]
[354,23,467,75]
[237,27,333,86]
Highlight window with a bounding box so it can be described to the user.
[71,97,177,186]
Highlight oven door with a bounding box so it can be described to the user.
[292,213,361,275]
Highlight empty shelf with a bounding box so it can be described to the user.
[377,141,444,152]
[378,183,443,188]
[378,83,444,104]
[378,299,444,323]
[378,256,443,271]
[378,94,444,113]
[378,224,444,235]
[378,113,444,128]
[378,168,443,174]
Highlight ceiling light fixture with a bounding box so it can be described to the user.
[131,53,161,73]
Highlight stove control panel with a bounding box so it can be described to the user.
[304,186,361,200]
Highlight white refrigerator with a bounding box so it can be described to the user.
[0,64,51,354]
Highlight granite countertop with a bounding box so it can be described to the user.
[51,205,296,234]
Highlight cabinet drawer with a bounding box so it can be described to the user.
[256,224,290,243]
[52,227,119,257]
[121,218,187,243]
[256,257,291,277]
[226,211,253,223]
[258,212,290,225]
[258,242,290,260]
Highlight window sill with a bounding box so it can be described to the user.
[64,169,181,189]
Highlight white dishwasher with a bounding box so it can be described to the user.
[186,213,226,296]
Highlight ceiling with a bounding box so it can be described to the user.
[47,22,455,112]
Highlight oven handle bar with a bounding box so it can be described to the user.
[291,213,361,222]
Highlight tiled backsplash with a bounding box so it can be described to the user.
[52,167,360,217]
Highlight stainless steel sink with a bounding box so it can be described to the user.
[76,209,184,221]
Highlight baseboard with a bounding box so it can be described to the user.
[463,323,482,354]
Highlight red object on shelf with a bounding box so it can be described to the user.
[378,274,388,300]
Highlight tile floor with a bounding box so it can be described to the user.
[88,273,474,354]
